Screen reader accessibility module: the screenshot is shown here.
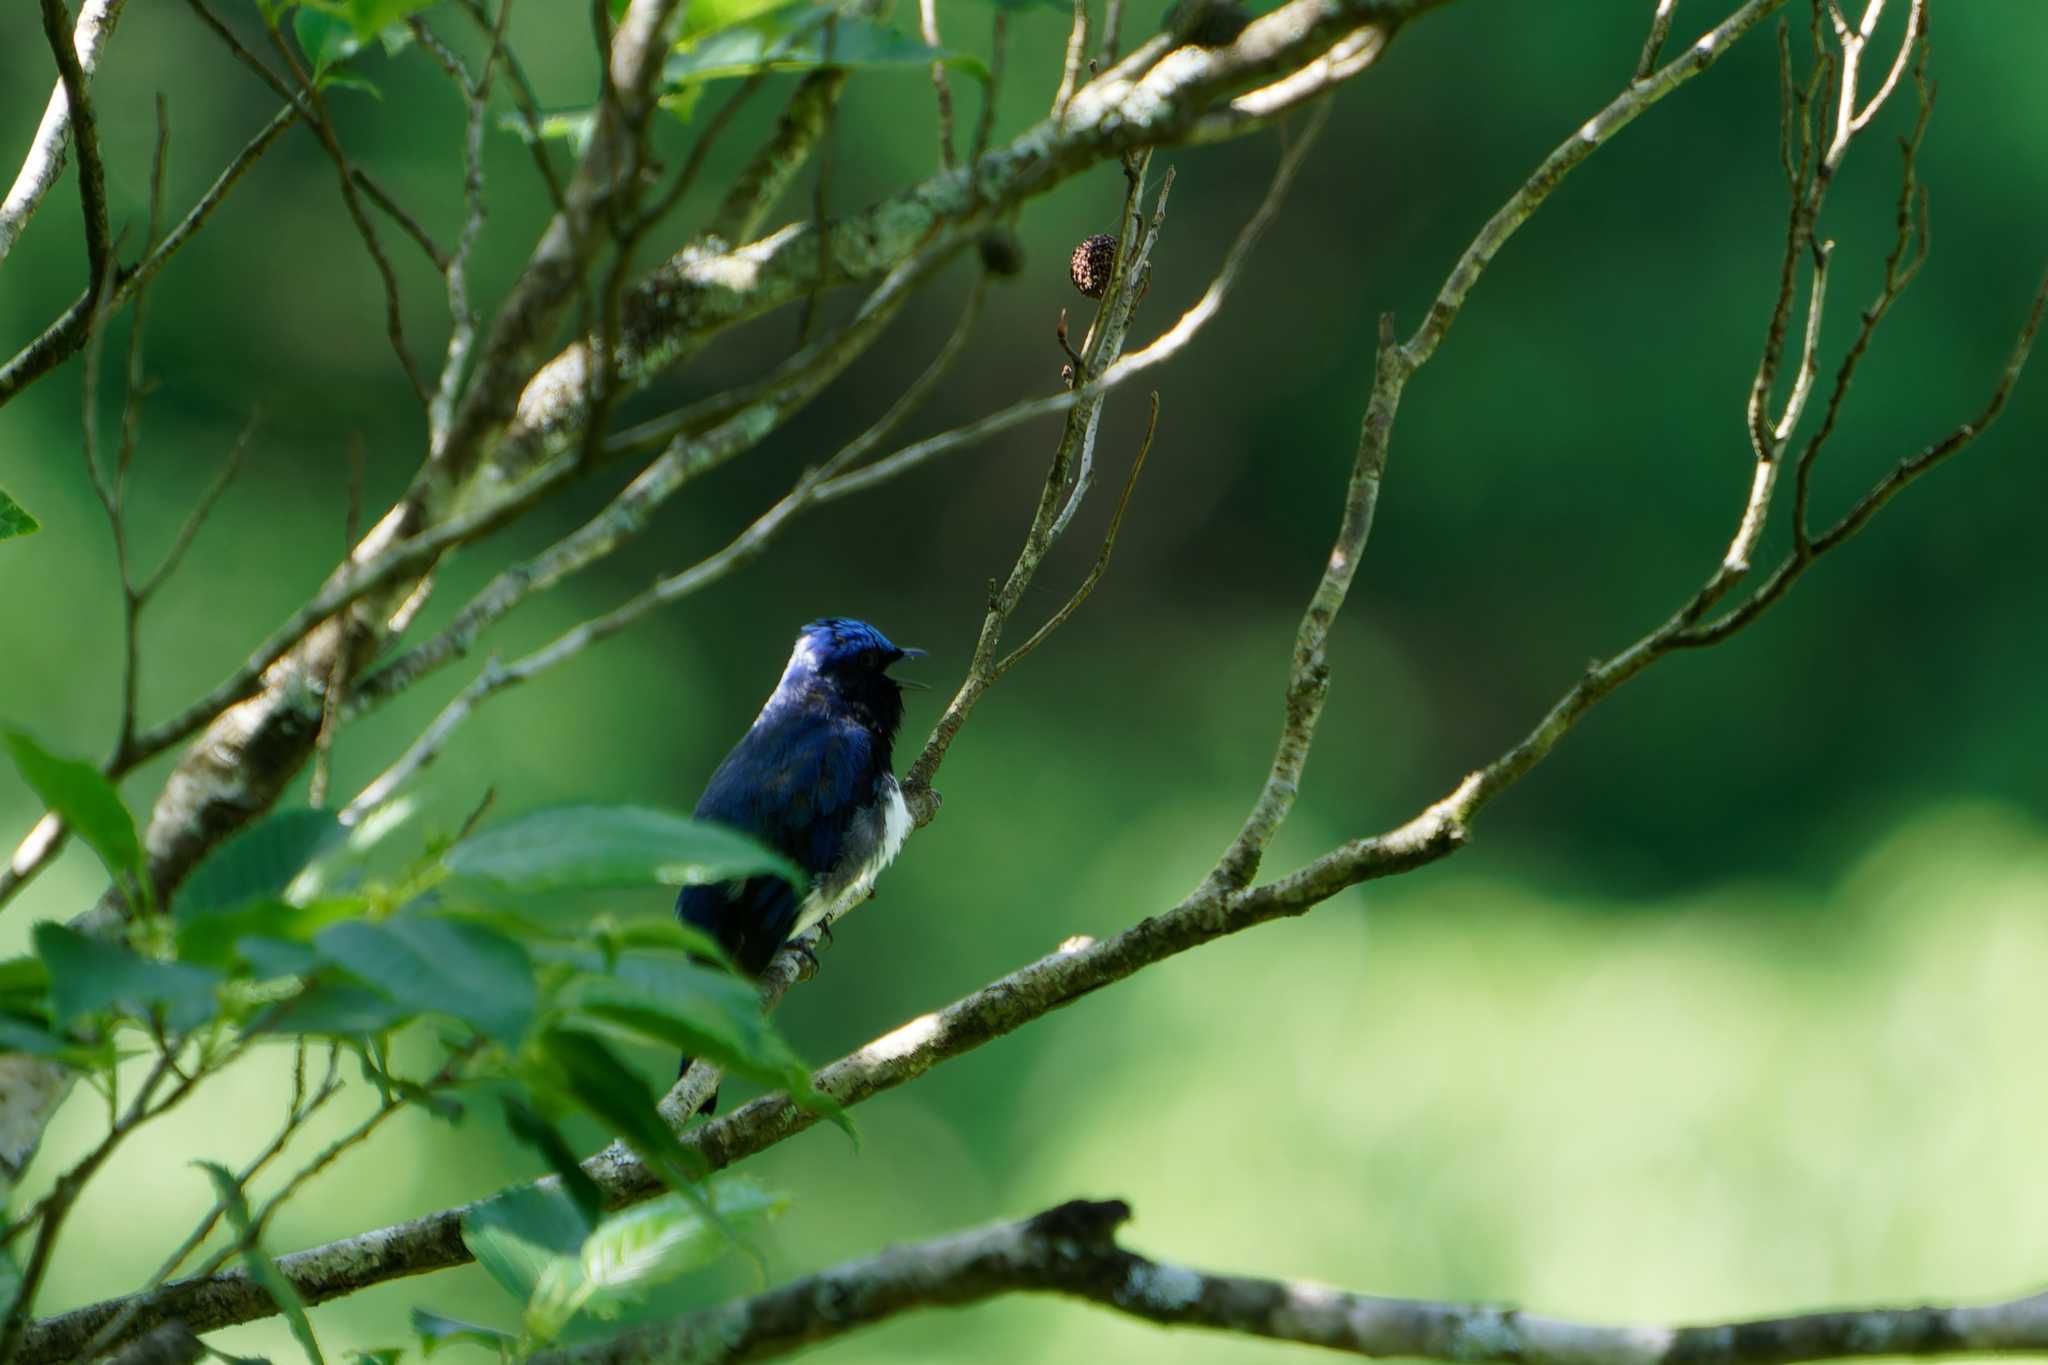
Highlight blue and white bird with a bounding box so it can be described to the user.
[677,618,922,984]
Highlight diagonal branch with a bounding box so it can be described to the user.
[34,0,113,309]
[0,0,124,268]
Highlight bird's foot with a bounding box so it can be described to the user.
[792,940,822,981]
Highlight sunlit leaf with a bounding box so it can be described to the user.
[35,923,220,1032]
[199,1161,326,1365]
[4,731,144,902]
[444,805,803,895]
[315,916,536,1042]
[577,1181,785,1318]
[0,489,38,542]
[663,5,989,88]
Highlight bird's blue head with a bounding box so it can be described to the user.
[771,617,925,740]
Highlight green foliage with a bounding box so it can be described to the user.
[199,1161,327,1365]
[178,809,345,918]
[412,1307,513,1357]
[35,923,220,1032]
[0,488,38,541]
[314,916,538,1043]
[663,3,989,88]
[446,803,805,895]
[529,1026,706,1190]
[461,1177,784,1347]
[3,730,146,907]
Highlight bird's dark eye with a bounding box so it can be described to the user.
[862,649,879,667]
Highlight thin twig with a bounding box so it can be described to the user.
[920,0,958,169]
[996,391,1159,675]
[1634,0,1679,80]
[1053,0,1091,118]
[37,0,113,308]
[0,0,124,267]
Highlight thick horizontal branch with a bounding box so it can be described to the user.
[528,1198,2048,1365]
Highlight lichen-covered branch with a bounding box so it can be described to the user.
[527,1198,2048,1365]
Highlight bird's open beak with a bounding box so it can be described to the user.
[892,646,931,689]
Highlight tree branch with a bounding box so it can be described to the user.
[0,0,123,267]
[525,1198,2048,1365]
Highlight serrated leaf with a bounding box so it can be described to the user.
[267,978,416,1036]
[35,923,220,1032]
[4,731,144,902]
[316,916,535,1042]
[444,805,803,896]
[462,1181,591,1300]
[412,1307,513,1357]
[199,1161,326,1365]
[0,489,38,541]
[530,1028,705,1191]
[663,5,989,88]
[577,1182,784,1317]
[178,809,345,919]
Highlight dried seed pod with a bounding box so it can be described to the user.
[1069,233,1118,299]
[979,227,1025,277]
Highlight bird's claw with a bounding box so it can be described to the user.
[792,940,822,980]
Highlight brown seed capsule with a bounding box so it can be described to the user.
[1069,233,1118,299]
[978,227,1025,277]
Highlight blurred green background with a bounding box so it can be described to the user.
[4,0,2048,1359]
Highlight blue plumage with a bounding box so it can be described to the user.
[677,619,920,980]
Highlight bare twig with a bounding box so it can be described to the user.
[920,0,958,169]
[0,102,297,412]
[0,0,124,267]
[1635,0,1679,80]
[996,391,1159,675]
[36,0,113,310]
[1053,0,1092,118]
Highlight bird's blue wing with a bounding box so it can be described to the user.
[676,708,879,975]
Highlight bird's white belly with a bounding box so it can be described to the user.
[786,777,911,942]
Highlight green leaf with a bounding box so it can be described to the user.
[663,5,989,88]
[494,107,597,155]
[343,0,435,40]
[35,923,220,1032]
[576,1182,785,1318]
[462,1181,591,1300]
[315,916,536,1042]
[177,897,363,973]
[346,1350,405,1365]
[412,1307,514,1357]
[560,951,846,1128]
[0,489,38,541]
[294,4,362,72]
[235,935,324,979]
[0,1245,20,1329]
[500,1095,605,1226]
[199,1161,326,1365]
[531,1027,705,1190]
[267,978,415,1036]
[4,731,144,903]
[0,956,51,1009]
[0,1012,75,1058]
[178,809,345,919]
[444,804,803,896]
